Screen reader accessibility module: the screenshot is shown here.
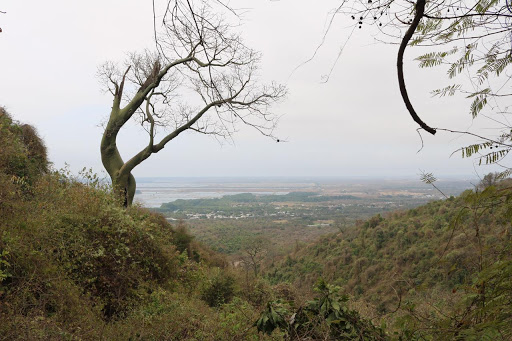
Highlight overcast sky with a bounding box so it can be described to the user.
[0,0,505,180]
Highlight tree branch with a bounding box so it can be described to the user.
[152,100,222,152]
[397,0,437,135]
[118,55,194,125]
[113,66,131,111]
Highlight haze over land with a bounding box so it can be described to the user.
[134,176,474,207]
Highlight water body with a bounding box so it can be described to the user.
[133,177,310,207]
[133,176,475,208]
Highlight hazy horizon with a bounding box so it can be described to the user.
[133,175,476,207]
[134,174,479,181]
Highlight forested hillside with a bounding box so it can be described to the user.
[0,110,388,339]
[266,183,512,339]
[2,108,511,339]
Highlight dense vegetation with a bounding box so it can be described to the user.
[0,109,270,339]
[266,184,512,339]
[159,192,361,211]
[2,108,511,339]
[0,110,387,339]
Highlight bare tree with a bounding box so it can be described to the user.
[241,236,269,277]
[478,171,500,190]
[99,0,286,206]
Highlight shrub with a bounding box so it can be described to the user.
[0,107,48,184]
[201,269,236,307]
[257,279,388,340]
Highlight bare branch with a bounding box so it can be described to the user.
[397,0,437,135]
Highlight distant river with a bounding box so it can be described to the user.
[133,177,313,207]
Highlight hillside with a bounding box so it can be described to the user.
[0,108,271,339]
[266,183,512,339]
[2,108,511,340]
[0,109,388,340]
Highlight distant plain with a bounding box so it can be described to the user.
[137,177,476,256]
[134,176,475,208]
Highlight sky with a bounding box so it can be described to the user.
[0,0,506,180]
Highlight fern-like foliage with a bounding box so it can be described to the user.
[460,131,512,167]
[468,90,490,117]
[420,172,437,184]
[479,149,510,165]
[496,168,512,180]
[416,47,457,68]
[410,0,512,163]
[461,141,493,158]
[475,0,499,14]
[431,84,461,97]
[417,18,443,36]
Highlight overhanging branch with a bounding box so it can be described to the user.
[397,0,437,135]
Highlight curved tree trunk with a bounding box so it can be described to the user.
[100,112,137,207]
[115,171,136,207]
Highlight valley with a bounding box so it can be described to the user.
[150,177,473,255]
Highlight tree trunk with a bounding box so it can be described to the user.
[114,172,136,207]
[100,116,136,207]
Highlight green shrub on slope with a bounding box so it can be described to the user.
[0,111,275,340]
